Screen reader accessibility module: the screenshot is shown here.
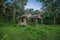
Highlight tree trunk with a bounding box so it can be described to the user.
[53,13,57,25]
[13,7,16,21]
[54,17,56,24]
[36,18,38,27]
[41,18,43,24]
[3,3,6,14]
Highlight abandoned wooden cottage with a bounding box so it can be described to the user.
[17,13,41,26]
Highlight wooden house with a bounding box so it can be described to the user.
[17,13,41,26]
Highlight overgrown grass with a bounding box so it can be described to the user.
[0,24,60,40]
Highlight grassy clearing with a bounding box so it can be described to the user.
[0,24,60,40]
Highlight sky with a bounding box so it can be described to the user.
[25,0,43,10]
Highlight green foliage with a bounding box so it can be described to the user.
[37,0,60,24]
[0,0,28,23]
[1,34,11,40]
[0,24,60,40]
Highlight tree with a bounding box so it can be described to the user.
[11,0,28,21]
[0,0,28,23]
[37,0,60,24]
